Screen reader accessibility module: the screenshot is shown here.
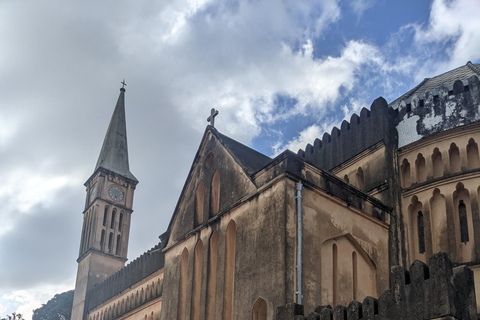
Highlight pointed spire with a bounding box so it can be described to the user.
[95,86,138,183]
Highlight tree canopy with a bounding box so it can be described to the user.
[32,290,74,320]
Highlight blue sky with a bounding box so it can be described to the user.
[0,0,479,318]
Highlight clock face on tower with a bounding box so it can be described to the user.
[108,185,124,202]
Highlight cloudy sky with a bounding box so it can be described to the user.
[0,0,479,318]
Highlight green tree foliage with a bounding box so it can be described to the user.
[1,312,24,320]
[32,290,74,320]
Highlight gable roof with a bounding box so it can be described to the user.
[389,61,480,107]
[213,129,272,176]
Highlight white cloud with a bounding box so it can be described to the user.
[412,0,480,72]
[350,0,377,17]
[1,283,73,320]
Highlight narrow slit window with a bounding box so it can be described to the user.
[459,200,469,243]
[417,211,425,254]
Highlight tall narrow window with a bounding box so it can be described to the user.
[177,248,188,320]
[195,183,205,226]
[459,200,469,243]
[401,159,411,188]
[332,243,338,306]
[252,298,267,320]
[432,148,443,178]
[210,170,220,217]
[352,251,357,301]
[100,230,105,251]
[417,211,425,253]
[343,175,349,183]
[116,235,122,255]
[108,232,113,253]
[356,168,364,191]
[103,207,108,226]
[416,153,426,183]
[449,143,461,173]
[111,209,116,229]
[223,221,236,320]
[206,232,218,320]
[118,212,123,232]
[467,138,480,169]
[191,241,203,320]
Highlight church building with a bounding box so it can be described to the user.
[71,62,480,320]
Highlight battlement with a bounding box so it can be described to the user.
[296,74,480,167]
[296,97,397,171]
[277,252,477,320]
[85,243,165,312]
[395,75,480,148]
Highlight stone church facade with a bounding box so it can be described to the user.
[71,62,480,320]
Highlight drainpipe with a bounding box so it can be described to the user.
[294,182,303,305]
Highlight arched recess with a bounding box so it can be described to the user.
[108,232,114,253]
[223,220,236,320]
[429,189,448,253]
[195,182,205,227]
[210,170,220,217]
[320,234,376,307]
[343,174,349,183]
[191,240,203,320]
[400,159,411,188]
[467,138,480,169]
[103,206,109,226]
[356,167,365,191]
[415,153,426,183]
[111,209,116,229]
[100,230,106,251]
[252,297,267,320]
[177,248,189,320]
[206,231,218,320]
[115,235,121,255]
[408,196,425,262]
[449,143,461,173]
[432,148,443,178]
[118,212,123,231]
[453,183,474,262]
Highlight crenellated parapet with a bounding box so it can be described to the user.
[276,252,477,320]
[395,75,480,148]
[296,97,397,171]
[85,243,164,312]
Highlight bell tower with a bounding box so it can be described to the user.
[71,85,138,320]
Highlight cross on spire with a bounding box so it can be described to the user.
[207,108,219,127]
[121,79,127,89]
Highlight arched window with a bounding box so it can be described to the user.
[116,235,121,255]
[332,243,338,306]
[191,240,203,320]
[111,209,116,229]
[118,212,123,232]
[177,248,189,320]
[459,200,469,243]
[252,298,267,320]
[206,231,218,320]
[449,143,461,173]
[103,207,108,226]
[100,230,105,251]
[210,170,220,217]
[352,251,357,301]
[400,159,411,188]
[343,174,349,183]
[195,183,205,227]
[432,148,443,178]
[415,153,426,183]
[223,220,236,320]
[467,138,480,169]
[108,232,113,253]
[356,167,364,191]
[417,211,425,254]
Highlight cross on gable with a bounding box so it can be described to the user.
[121,79,127,88]
[207,108,219,127]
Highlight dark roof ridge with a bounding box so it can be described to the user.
[467,61,480,75]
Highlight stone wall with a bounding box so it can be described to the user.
[85,243,164,312]
[277,252,477,320]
